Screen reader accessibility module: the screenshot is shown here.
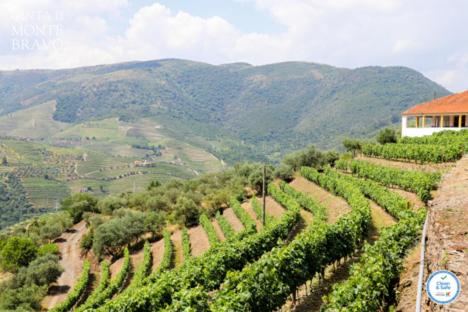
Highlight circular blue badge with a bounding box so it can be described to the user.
[426,270,461,305]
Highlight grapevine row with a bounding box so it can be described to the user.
[361,142,463,163]
[278,181,327,221]
[51,260,91,312]
[335,159,440,201]
[78,260,110,309]
[398,129,468,148]
[98,199,301,311]
[127,242,152,289]
[209,168,371,311]
[302,168,427,310]
[323,211,425,310]
[200,213,220,246]
[76,248,131,311]
[324,169,413,220]
[215,212,235,240]
[229,197,256,232]
[181,227,191,259]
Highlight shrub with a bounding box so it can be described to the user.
[0,236,38,272]
[13,254,63,288]
[38,243,60,256]
[61,193,98,223]
[376,128,397,145]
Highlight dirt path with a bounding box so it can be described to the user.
[171,230,184,266]
[290,176,351,223]
[222,208,244,232]
[422,155,468,311]
[188,225,210,257]
[211,219,226,241]
[151,239,165,271]
[41,221,87,310]
[356,155,454,173]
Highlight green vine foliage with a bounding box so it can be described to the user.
[361,142,464,163]
[209,167,371,311]
[398,129,468,149]
[199,213,220,246]
[76,248,131,311]
[278,180,327,221]
[160,230,173,271]
[50,260,91,312]
[129,242,152,289]
[99,204,301,311]
[229,197,256,232]
[335,159,440,202]
[181,227,191,260]
[215,212,235,240]
[250,196,275,224]
[78,260,110,309]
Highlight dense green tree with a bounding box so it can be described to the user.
[144,211,165,239]
[0,236,38,272]
[12,254,63,287]
[376,128,397,145]
[274,164,294,182]
[171,196,200,227]
[343,139,363,156]
[37,243,60,256]
[97,196,125,215]
[61,193,98,223]
[0,283,47,311]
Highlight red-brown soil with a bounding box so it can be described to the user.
[265,196,286,218]
[356,155,454,173]
[151,239,165,271]
[188,225,210,257]
[211,219,226,241]
[221,208,244,232]
[290,176,351,223]
[241,201,263,231]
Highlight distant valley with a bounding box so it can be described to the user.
[0,59,449,227]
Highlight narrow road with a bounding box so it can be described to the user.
[42,221,88,310]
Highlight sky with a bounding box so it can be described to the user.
[0,0,467,92]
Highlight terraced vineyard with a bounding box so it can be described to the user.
[31,130,468,311]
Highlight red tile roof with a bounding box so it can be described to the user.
[402,90,468,115]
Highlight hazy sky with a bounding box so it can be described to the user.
[0,0,467,92]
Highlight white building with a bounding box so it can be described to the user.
[401,91,468,137]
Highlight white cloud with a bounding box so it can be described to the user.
[0,0,467,92]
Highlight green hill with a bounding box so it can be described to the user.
[0,59,449,159]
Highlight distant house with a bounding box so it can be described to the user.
[401,91,468,137]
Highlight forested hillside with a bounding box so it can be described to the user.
[0,59,449,157]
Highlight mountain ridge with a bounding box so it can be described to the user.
[0,58,450,158]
